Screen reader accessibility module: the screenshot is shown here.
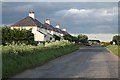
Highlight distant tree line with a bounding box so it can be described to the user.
[2,27,34,45]
[63,34,88,44]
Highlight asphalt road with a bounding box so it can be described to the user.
[14,45,118,78]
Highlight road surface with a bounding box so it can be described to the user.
[14,45,118,78]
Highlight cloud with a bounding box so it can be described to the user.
[53,7,118,34]
[55,7,117,17]
[2,2,118,34]
[56,8,94,16]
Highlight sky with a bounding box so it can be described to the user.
[2,2,118,34]
[1,0,119,2]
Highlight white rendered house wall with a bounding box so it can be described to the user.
[32,27,46,41]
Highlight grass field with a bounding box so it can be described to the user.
[106,45,120,57]
[2,40,83,78]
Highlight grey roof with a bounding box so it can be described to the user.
[11,16,44,28]
[43,23,55,31]
[62,31,69,35]
[11,16,69,35]
[54,28,63,34]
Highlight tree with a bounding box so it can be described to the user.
[113,35,120,45]
[72,36,79,43]
[63,34,73,42]
[2,27,34,45]
[78,34,88,44]
[63,34,80,44]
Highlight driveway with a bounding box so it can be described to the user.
[13,45,118,78]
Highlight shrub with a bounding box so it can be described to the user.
[2,27,34,45]
[63,34,79,43]
[63,34,73,42]
[78,34,88,44]
[101,42,111,47]
[112,35,120,45]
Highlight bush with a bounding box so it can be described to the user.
[63,34,79,43]
[101,42,111,47]
[112,35,120,45]
[78,34,88,44]
[2,27,34,45]
[63,34,73,42]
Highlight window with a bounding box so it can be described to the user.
[50,37,52,40]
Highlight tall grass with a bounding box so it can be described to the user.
[2,40,83,78]
[106,45,120,57]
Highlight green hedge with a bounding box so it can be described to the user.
[2,27,34,45]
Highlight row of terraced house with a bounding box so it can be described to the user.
[11,11,69,43]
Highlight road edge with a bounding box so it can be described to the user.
[106,48,119,59]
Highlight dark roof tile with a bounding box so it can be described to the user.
[43,23,57,31]
[11,17,37,26]
[54,28,64,34]
[62,31,69,35]
[11,16,44,28]
[33,19,44,28]
[11,16,69,35]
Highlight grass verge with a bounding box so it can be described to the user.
[106,45,120,57]
[2,40,83,78]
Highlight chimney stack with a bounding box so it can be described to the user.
[56,24,60,28]
[45,18,51,25]
[62,29,66,31]
[29,11,35,19]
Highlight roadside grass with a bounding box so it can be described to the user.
[2,40,83,78]
[106,45,120,57]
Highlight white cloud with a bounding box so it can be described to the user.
[54,7,118,34]
[55,7,118,18]
[55,8,94,17]
[68,8,94,14]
